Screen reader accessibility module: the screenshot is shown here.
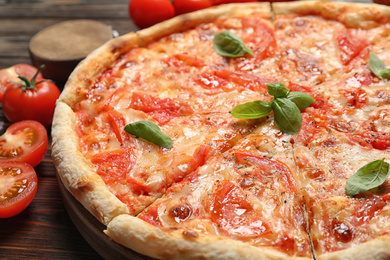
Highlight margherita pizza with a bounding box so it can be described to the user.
[51,1,390,259]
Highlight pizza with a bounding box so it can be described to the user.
[51,1,390,259]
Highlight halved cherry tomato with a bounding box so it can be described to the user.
[0,161,38,218]
[129,0,175,29]
[173,0,213,15]
[0,120,48,167]
[0,64,43,102]
[2,66,60,127]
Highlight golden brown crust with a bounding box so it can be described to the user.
[105,214,308,260]
[58,32,139,108]
[136,3,271,46]
[272,1,390,29]
[318,235,390,260]
[52,102,129,225]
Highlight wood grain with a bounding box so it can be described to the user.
[0,0,136,69]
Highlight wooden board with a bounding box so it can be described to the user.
[57,175,156,260]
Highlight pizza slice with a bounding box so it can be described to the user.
[292,126,390,259]
[290,77,390,259]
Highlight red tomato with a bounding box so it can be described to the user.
[337,29,368,65]
[373,0,390,5]
[2,67,60,127]
[209,180,270,238]
[173,0,212,15]
[212,0,257,4]
[0,121,48,167]
[129,0,175,29]
[0,161,38,218]
[0,64,43,102]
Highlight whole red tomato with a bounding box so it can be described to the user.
[129,0,175,29]
[2,66,61,127]
[373,0,390,5]
[0,64,43,102]
[174,0,213,15]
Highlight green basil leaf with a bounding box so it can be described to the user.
[271,98,302,134]
[213,31,253,58]
[380,68,390,80]
[286,91,315,110]
[230,100,272,119]
[369,52,386,79]
[267,83,289,98]
[124,121,173,148]
[346,159,390,197]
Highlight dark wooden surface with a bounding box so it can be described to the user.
[0,1,137,259]
[0,0,375,259]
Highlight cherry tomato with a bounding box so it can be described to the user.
[0,161,38,218]
[2,66,60,127]
[129,0,175,29]
[373,0,390,5]
[173,0,213,15]
[0,120,48,167]
[0,64,43,102]
[212,0,257,4]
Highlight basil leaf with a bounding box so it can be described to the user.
[124,121,173,148]
[380,68,390,80]
[369,52,386,79]
[346,159,390,197]
[267,83,289,98]
[271,98,302,134]
[286,91,315,110]
[213,31,253,58]
[230,100,272,119]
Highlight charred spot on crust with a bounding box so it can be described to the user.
[182,230,199,240]
[77,180,95,193]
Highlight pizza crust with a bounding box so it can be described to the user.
[136,3,271,46]
[58,32,139,108]
[317,235,390,260]
[52,102,129,225]
[105,214,307,260]
[273,1,390,29]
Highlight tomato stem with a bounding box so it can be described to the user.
[12,64,53,92]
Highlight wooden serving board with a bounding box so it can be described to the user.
[56,175,156,260]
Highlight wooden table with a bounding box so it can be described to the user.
[0,0,375,259]
[0,1,136,259]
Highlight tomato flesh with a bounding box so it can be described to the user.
[337,29,368,65]
[0,161,38,218]
[209,180,270,238]
[0,120,48,167]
